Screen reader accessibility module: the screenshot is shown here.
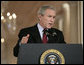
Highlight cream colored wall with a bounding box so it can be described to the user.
[69,1,78,44]
[1,1,83,64]
[81,1,83,45]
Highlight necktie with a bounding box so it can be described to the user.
[42,29,48,43]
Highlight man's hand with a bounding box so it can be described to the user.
[21,34,30,44]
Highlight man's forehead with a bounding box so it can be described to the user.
[45,9,56,12]
[45,9,56,15]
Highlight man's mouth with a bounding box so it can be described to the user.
[49,23,53,25]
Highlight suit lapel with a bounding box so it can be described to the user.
[33,24,42,43]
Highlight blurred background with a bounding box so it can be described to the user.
[1,1,83,64]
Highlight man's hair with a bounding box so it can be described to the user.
[37,5,56,15]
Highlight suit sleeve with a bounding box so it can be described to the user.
[13,29,24,57]
[59,31,66,43]
[13,28,35,57]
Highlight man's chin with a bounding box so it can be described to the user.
[46,26,52,29]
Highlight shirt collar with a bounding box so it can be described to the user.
[37,23,44,33]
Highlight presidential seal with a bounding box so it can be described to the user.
[40,49,65,64]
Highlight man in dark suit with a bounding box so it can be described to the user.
[13,5,66,57]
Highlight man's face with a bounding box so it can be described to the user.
[38,9,56,29]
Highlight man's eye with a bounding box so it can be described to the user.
[48,16,52,17]
[53,16,56,18]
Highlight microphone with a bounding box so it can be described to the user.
[52,32,57,36]
[44,29,58,43]
[44,29,50,36]
[45,29,57,37]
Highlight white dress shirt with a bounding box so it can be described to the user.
[37,23,44,40]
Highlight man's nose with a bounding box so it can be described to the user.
[51,18,54,22]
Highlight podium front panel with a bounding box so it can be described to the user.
[17,44,83,64]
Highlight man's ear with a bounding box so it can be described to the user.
[38,14,42,21]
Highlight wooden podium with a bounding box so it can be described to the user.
[17,44,83,64]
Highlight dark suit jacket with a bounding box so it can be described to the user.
[13,24,66,57]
